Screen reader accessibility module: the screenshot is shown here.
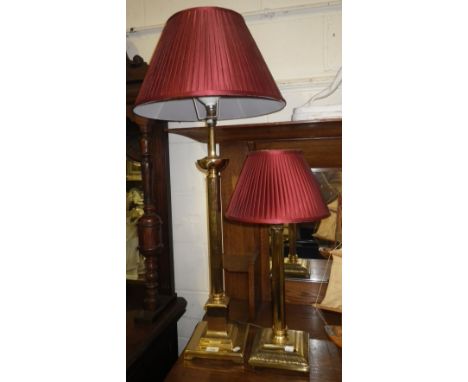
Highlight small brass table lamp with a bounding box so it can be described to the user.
[225,150,329,372]
[133,7,285,362]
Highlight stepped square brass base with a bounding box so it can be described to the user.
[248,328,310,373]
[284,258,311,278]
[184,320,248,363]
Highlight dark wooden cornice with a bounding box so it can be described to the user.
[126,54,148,83]
[167,119,342,144]
[127,54,149,110]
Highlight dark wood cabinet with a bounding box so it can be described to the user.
[126,54,186,382]
[127,296,186,382]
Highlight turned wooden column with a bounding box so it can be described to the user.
[137,123,163,312]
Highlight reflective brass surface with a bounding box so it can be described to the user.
[205,294,230,309]
[284,256,312,278]
[248,225,310,372]
[184,321,248,363]
[284,223,311,278]
[270,225,287,339]
[248,327,310,372]
[204,297,229,336]
[184,103,246,362]
[196,109,228,299]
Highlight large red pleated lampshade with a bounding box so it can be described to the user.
[133,6,285,121]
[225,150,330,224]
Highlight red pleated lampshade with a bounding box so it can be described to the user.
[133,7,285,121]
[225,150,330,224]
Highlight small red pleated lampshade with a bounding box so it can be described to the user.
[225,150,330,224]
[133,6,285,121]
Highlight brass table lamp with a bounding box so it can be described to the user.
[225,150,329,372]
[133,7,286,362]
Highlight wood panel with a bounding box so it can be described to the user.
[221,142,263,302]
[221,142,260,256]
[150,120,175,295]
[256,138,341,168]
[168,119,341,144]
[127,297,187,381]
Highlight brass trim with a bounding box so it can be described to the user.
[248,327,310,373]
[284,223,311,278]
[205,294,230,309]
[284,257,311,278]
[270,225,286,340]
[248,225,310,372]
[184,321,249,363]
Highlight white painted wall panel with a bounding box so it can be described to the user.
[143,0,262,27]
[126,0,145,29]
[249,14,325,80]
[263,0,330,8]
[324,12,341,72]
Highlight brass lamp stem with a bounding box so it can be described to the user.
[206,163,224,300]
[271,224,287,343]
[204,104,225,301]
[207,105,217,158]
[185,102,248,363]
[195,102,228,304]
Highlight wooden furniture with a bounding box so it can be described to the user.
[127,54,186,381]
[286,259,332,304]
[169,120,342,311]
[127,293,187,382]
[165,299,342,381]
[127,54,176,303]
[223,252,260,320]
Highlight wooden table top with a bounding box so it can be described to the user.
[165,300,341,382]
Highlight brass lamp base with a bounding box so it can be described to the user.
[184,320,248,363]
[284,257,311,278]
[248,328,310,373]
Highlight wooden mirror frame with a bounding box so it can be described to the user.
[169,119,341,316]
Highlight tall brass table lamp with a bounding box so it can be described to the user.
[225,150,329,372]
[133,7,285,362]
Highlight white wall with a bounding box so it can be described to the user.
[126,0,342,353]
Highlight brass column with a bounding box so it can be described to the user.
[202,106,226,303]
[184,103,248,362]
[271,225,287,343]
